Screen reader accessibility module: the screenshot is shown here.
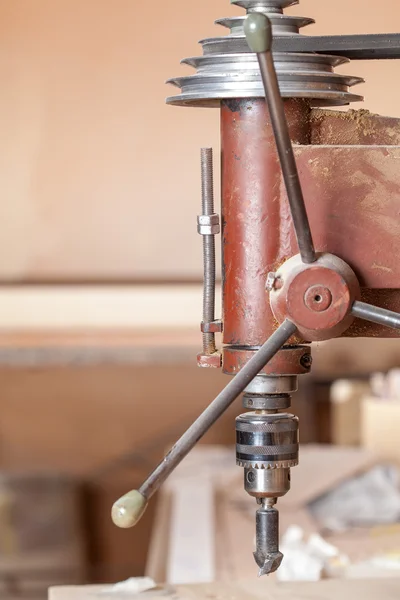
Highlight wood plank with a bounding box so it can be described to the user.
[362,399,400,464]
[145,491,173,584]
[0,285,210,330]
[49,578,400,600]
[330,380,371,446]
[0,332,199,367]
[166,481,215,584]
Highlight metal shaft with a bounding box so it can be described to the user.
[244,14,316,264]
[352,301,400,330]
[201,148,217,355]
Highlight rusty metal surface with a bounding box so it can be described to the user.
[223,346,311,376]
[286,271,353,340]
[221,98,311,353]
[288,146,400,290]
[197,352,222,368]
[221,100,400,362]
[270,253,360,342]
[311,109,400,146]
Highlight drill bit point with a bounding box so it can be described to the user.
[254,551,284,576]
[254,503,283,575]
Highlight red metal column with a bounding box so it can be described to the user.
[221,98,312,375]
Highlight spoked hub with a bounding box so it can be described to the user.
[270,253,361,341]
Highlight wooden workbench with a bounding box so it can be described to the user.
[50,578,400,600]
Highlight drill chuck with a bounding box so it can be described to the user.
[244,466,290,499]
[236,412,299,469]
[236,408,299,576]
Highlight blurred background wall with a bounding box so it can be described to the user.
[0,0,399,282]
[0,0,399,593]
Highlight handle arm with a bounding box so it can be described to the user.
[111,319,297,528]
[352,301,400,330]
[244,14,316,264]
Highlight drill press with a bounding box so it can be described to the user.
[111,0,400,577]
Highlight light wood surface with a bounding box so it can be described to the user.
[362,398,400,464]
[49,578,400,600]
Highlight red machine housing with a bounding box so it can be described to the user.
[221,99,400,374]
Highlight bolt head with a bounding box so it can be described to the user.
[247,471,256,483]
[266,272,277,291]
[300,353,313,370]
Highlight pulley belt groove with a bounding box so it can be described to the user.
[201,35,400,59]
[167,0,366,106]
[274,34,400,60]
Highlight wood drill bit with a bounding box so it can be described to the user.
[254,501,283,576]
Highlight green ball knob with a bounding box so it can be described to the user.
[244,13,272,53]
[111,490,148,528]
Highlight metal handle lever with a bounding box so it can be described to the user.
[111,319,297,528]
[352,301,400,330]
[244,13,316,265]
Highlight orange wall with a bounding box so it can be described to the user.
[0,0,399,282]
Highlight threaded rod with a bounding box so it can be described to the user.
[201,148,217,354]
